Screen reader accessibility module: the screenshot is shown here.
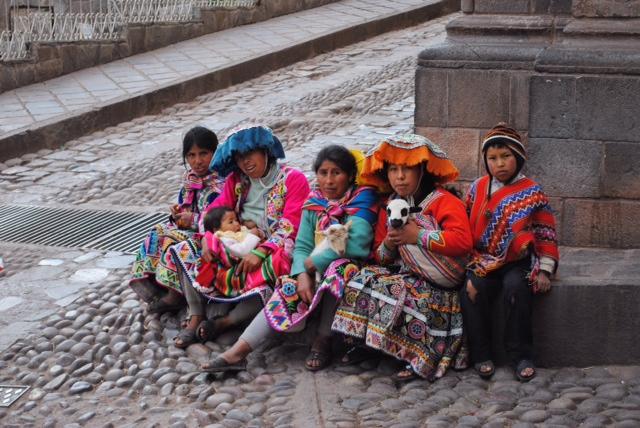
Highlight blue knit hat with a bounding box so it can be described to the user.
[210,125,285,177]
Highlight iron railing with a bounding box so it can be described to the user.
[109,0,197,24]
[0,29,28,61]
[0,0,260,62]
[194,0,258,7]
[12,12,122,42]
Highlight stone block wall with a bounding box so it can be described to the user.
[415,2,640,248]
[416,68,640,248]
[0,0,339,93]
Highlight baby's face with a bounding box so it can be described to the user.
[220,211,241,233]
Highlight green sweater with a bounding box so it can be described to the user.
[290,210,374,277]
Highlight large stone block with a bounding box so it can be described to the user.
[561,199,640,248]
[547,196,563,241]
[531,0,572,14]
[526,138,602,198]
[34,59,63,82]
[59,43,98,74]
[573,0,640,17]
[576,76,640,143]
[529,75,576,139]
[0,66,15,92]
[603,141,640,199]
[415,69,449,127]
[509,72,530,130]
[474,0,530,14]
[534,281,640,366]
[448,69,510,128]
[415,127,481,180]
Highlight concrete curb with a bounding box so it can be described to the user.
[0,0,459,162]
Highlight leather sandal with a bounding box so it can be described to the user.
[340,346,377,366]
[391,365,420,384]
[173,328,198,349]
[196,318,221,342]
[305,349,332,372]
[474,360,495,380]
[515,359,536,382]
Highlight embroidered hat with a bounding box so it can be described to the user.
[481,124,526,161]
[359,134,459,192]
[210,124,285,176]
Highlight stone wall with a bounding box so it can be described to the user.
[0,0,339,92]
[416,0,640,248]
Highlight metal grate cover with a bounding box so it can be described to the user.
[0,385,29,407]
[0,205,168,254]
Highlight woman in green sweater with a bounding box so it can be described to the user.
[202,145,380,372]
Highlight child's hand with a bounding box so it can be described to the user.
[248,227,265,240]
[243,220,257,229]
[536,271,552,293]
[386,218,419,246]
[465,280,477,303]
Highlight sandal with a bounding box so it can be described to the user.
[173,328,198,349]
[196,318,220,342]
[391,365,420,384]
[515,359,536,382]
[201,356,247,373]
[305,349,332,372]
[474,360,495,380]
[340,346,377,366]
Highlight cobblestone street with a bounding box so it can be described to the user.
[0,13,639,428]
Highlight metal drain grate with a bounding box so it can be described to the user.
[0,205,168,254]
[0,385,29,407]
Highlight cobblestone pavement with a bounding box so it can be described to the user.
[1,14,640,428]
[0,0,435,137]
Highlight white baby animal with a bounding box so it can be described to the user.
[386,198,421,229]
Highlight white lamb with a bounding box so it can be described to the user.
[386,198,421,229]
[310,221,352,281]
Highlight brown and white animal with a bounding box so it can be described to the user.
[310,221,352,281]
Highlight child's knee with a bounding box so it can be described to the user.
[503,277,529,303]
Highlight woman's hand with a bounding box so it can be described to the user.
[297,272,316,304]
[303,257,316,275]
[236,253,263,276]
[201,236,214,263]
[169,204,180,218]
[536,271,552,293]
[386,218,420,247]
[174,212,193,229]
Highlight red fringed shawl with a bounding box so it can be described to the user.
[466,176,559,278]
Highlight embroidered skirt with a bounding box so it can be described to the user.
[130,223,194,292]
[331,265,468,380]
[264,259,360,332]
